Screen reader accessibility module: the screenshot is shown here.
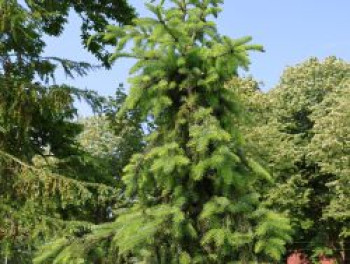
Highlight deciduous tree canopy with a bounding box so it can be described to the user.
[242,57,350,262]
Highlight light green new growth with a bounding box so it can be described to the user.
[35,0,291,263]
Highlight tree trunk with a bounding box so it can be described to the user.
[344,237,350,264]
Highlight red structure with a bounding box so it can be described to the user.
[319,255,335,264]
[287,252,336,264]
[287,251,310,264]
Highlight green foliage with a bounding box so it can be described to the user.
[37,1,291,263]
[0,0,136,69]
[0,85,145,261]
[0,0,101,81]
[56,84,146,187]
[0,79,102,161]
[0,0,108,161]
[241,57,350,260]
[0,149,119,263]
[0,0,136,262]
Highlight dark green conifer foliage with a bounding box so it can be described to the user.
[0,0,135,262]
[35,1,291,263]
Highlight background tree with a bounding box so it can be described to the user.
[0,0,136,161]
[0,0,136,262]
[35,1,291,263]
[0,0,135,69]
[242,57,350,262]
[60,85,145,186]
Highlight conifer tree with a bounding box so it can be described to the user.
[0,0,135,262]
[35,1,291,263]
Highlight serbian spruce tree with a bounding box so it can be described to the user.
[36,1,291,263]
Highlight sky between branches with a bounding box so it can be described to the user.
[43,0,350,116]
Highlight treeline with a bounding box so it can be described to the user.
[0,0,349,263]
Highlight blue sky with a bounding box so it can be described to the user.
[43,0,350,115]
